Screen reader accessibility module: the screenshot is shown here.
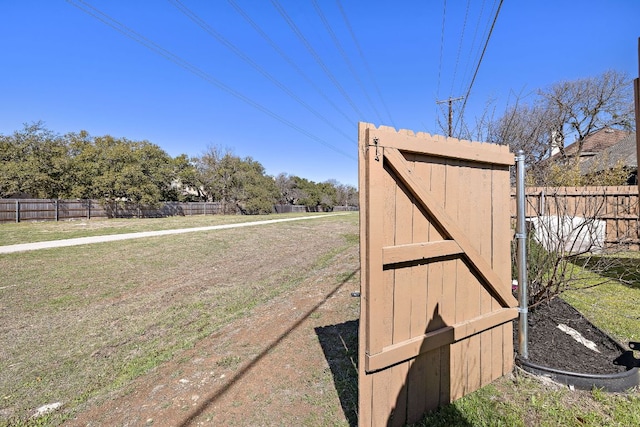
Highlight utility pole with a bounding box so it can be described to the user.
[436,96,464,137]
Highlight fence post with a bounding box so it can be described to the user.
[16,200,20,223]
[516,150,529,360]
[55,199,59,221]
[87,199,91,220]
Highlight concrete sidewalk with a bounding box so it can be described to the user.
[0,213,347,254]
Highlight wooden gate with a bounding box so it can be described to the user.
[357,123,518,426]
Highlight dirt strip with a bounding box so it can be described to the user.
[65,246,360,426]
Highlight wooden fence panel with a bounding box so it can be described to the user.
[358,123,517,426]
[0,200,338,223]
[0,199,335,223]
[510,186,640,249]
[0,200,237,223]
[0,200,18,222]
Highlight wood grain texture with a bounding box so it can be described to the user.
[358,123,516,426]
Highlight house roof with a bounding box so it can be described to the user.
[562,127,630,157]
[579,132,638,174]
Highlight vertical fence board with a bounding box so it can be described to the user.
[358,123,373,427]
[476,165,494,388]
[371,149,407,426]
[493,166,512,378]
[424,155,449,412]
[405,153,430,422]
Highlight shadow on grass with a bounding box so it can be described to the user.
[408,403,475,427]
[315,309,474,427]
[573,255,640,289]
[315,320,359,427]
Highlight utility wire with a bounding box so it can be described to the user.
[311,0,384,124]
[449,0,470,97]
[454,0,504,135]
[436,0,447,130]
[335,0,396,128]
[169,0,354,143]
[436,0,447,100]
[457,0,487,98]
[226,0,355,127]
[66,0,356,161]
[271,0,365,119]
[462,0,498,98]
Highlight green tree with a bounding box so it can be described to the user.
[292,176,322,209]
[0,122,70,198]
[66,130,100,199]
[194,145,226,203]
[134,140,177,202]
[234,157,279,214]
[194,147,279,214]
[172,154,202,201]
[68,134,176,206]
[317,181,338,211]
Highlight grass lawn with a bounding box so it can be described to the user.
[0,212,330,246]
[563,252,640,344]
[0,213,360,425]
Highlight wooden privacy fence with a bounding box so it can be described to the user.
[0,199,224,223]
[511,186,640,249]
[358,123,517,426]
[0,199,350,223]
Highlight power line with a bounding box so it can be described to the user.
[449,0,470,97]
[436,0,447,130]
[454,0,504,135]
[335,0,396,128]
[168,0,354,143]
[457,0,488,98]
[65,0,356,161]
[311,0,384,124]
[436,0,447,100]
[271,0,365,119]
[226,0,356,127]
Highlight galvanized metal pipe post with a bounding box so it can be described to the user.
[516,150,529,359]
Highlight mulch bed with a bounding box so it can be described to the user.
[514,297,628,375]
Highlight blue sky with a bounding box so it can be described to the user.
[1,1,638,186]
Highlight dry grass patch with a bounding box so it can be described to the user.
[0,213,359,424]
[0,212,329,246]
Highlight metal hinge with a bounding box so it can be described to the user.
[373,137,380,161]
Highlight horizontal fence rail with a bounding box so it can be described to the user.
[510,186,640,249]
[0,199,358,223]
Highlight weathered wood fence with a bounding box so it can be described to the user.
[0,199,227,223]
[358,123,517,426]
[0,199,355,223]
[511,186,640,249]
[0,199,228,223]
